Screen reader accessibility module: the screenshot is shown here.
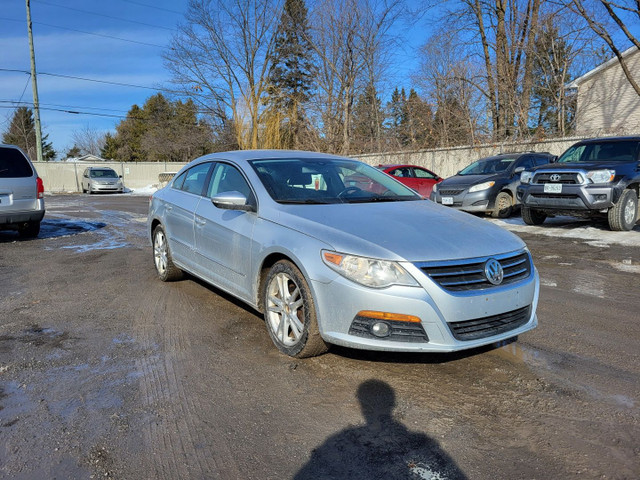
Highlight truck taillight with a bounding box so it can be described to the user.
[37,177,45,198]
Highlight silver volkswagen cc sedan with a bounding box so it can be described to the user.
[148,150,539,358]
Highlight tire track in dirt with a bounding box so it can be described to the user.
[133,277,242,479]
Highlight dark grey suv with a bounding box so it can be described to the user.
[430,152,555,218]
[0,144,45,238]
[517,136,640,231]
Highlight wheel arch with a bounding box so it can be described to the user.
[256,252,301,313]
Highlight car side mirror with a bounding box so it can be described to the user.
[550,156,558,163]
[514,167,525,174]
[211,191,255,212]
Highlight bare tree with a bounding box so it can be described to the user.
[309,0,402,154]
[568,0,640,96]
[70,126,106,157]
[165,0,281,149]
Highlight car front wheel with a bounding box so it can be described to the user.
[608,188,638,231]
[522,206,547,225]
[491,192,513,218]
[263,260,328,358]
[152,225,183,281]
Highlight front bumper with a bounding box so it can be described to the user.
[430,187,499,213]
[518,183,616,212]
[310,254,539,352]
[91,183,123,193]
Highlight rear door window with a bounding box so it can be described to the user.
[0,148,33,178]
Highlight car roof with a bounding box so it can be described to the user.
[575,136,640,144]
[192,149,353,166]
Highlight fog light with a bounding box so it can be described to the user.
[371,322,391,337]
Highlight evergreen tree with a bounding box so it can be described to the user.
[532,23,575,136]
[352,84,384,154]
[265,0,315,149]
[66,145,81,158]
[403,89,433,148]
[2,107,55,161]
[101,133,119,160]
[387,87,407,148]
[109,94,213,162]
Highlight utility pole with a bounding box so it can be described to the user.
[25,0,43,162]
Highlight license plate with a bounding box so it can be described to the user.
[442,197,454,205]
[544,183,562,194]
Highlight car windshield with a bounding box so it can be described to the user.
[90,169,118,178]
[459,157,517,175]
[557,141,639,163]
[249,157,421,204]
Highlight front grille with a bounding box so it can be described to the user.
[533,172,581,184]
[530,194,579,200]
[449,306,531,341]
[416,251,532,292]
[349,316,429,342]
[438,189,464,196]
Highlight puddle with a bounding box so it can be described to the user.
[496,343,636,409]
[39,219,106,239]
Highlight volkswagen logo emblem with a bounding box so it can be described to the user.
[484,258,504,285]
[549,174,561,182]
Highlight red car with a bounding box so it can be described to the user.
[377,164,442,197]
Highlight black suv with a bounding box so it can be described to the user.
[430,152,555,218]
[517,137,640,231]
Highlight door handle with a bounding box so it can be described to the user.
[195,217,206,226]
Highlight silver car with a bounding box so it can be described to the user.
[148,151,539,358]
[0,144,45,238]
[82,167,124,193]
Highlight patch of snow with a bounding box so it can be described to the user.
[128,184,160,196]
[409,464,448,480]
[488,216,640,248]
[540,278,557,287]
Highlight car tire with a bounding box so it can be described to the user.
[608,188,638,231]
[263,260,328,358]
[18,221,40,238]
[152,225,183,282]
[491,192,513,218]
[522,206,547,225]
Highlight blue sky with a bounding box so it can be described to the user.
[0,0,190,157]
[0,1,429,158]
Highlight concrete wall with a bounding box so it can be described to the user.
[33,161,187,193]
[33,135,608,192]
[352,136,586,178]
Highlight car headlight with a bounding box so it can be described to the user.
[520,171,533,184]
[322,251,419,288]
[586,169,615,184]
[468,181,495,193]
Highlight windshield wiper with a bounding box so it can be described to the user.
[278,198,335,204]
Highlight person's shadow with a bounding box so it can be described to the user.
[294,379,468,480]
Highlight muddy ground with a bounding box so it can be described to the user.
[0,194,638,479]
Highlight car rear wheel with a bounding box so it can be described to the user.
[263,260,328,358]
[608,188,638,231]
[152,225,183,281]
[18,221,40,238]
[491,192,513,218]
[522,206,547,225]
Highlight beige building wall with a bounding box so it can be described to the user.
[575,50,640,135]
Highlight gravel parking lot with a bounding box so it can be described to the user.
[1,194,639,479]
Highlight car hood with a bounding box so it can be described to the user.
[439,174,502,188]
[264,200,525,262]
[533,161,636,171]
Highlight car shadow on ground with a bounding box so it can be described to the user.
[185,272,516,366]
[294,379,469,480]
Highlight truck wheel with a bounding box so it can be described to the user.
[608,188,638,231]
[491,192,513,218]
[522,206,547,225]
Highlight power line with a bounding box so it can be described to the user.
[0,68,174,93]
[117,0,184,15]
[0,16,165,48]
[33,0,176,32]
